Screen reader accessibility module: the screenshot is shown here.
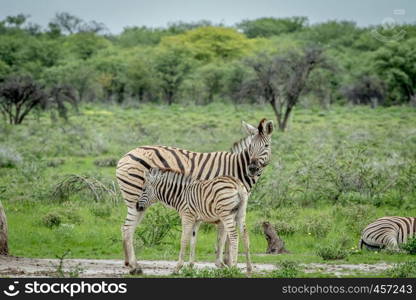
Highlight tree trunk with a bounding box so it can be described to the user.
[262,221,289,254]
[0,201,8,255]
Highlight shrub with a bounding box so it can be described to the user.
[89,204,112,218]
[93,157,118,167]
[0,147,22,168]
[401,238,416,255]
[42,212,62,228]
[316,244,348,260]
[385,261,416,278]
[46,158,65,168]
[136,204,180,247]
[268,261,300,278]
[179,266,244,278]
[52,174,119,204]
[301,215,331,238]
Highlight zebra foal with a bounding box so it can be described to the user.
[138,168,252,273]
[359,216,416,251]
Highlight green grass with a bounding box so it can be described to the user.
[1,102,416,277]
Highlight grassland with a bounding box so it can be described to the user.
[1,103,416,277]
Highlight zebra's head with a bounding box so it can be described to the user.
[244,119,274,178]
[137,168,161,211]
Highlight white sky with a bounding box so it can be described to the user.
[0,0,415,34]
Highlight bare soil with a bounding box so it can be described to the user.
[0,255,392,277]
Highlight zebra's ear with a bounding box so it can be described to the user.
[241,120,258,136]
[258,119,274,136]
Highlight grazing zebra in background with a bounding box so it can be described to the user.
[116,118,274,274]
[359,217,416,250]
[138,168,252,273]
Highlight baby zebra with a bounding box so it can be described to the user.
[138,167,252,273]
[359,216,416,251]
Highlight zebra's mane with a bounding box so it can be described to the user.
[231,134,254,154]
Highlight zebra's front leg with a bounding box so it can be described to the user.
[189,221,201,267]
[122,205,146,275]
[174,218,194,274]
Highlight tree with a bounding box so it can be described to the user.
[161,26,253,63]
[49,12,107,35]
[237,17,307,38]
[0,76,46,124]
[153,45,194,105]
[0,200,8,255]
[342,75,386,107]
[246,47,328,131]
[373,38,416,105]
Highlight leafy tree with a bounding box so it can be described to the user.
[342,75,385,107]
[117,26,168,47]
[64,32,110,60]
[0,76,46,124]
[50,12,107,35]
[153,45,194,104]
[246,47,328,131]
[373,38,416,104]
[237,17,307,38]
[161,26,253,63]
[125,52,156,101]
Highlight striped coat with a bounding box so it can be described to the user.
[139,168,251,272]
[116,119,273,274]
[359,217,416,250]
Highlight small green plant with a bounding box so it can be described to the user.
[136,204,180,247]
[316,244,348,260]
[89,204,112,218]
[401,238,416,255]
[385,261,416,278]
[52,250,84,278]
[301,215,331,238]
[42,212,62,228]
[0,147,22,168]
[268,261,300,278]
[52,174,119,204]
[93,157,118,167]
[179,266,245,278]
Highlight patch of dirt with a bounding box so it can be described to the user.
[0,255,393,277]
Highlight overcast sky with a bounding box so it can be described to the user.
[0,0,415,34]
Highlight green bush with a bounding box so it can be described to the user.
[89,204,112,218]
[42,212,62,228]
[316,244,348,260]
[136,204,180,247]
[93,157,118,167]
[301,215,331,238]
[401,238,416,255]
[179,266,245,278]
[385,261,416,278]
[268,261,300,278]
[0,147,22,168]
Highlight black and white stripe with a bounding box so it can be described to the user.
[116,119,273,274]
[139,168,251,272]
[359,217,416,250]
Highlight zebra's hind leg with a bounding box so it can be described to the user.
[215,222,227,268]
[122,204,146,274]
[189,221,201,267]
[174,218,194,274]
[222,215,239,267]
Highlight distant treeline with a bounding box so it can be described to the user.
[0,13,415,125]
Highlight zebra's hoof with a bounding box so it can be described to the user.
[129,268,143,275]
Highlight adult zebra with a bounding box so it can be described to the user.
[359,217,416,250]
[116,119,274,274]
[138,168,251,273]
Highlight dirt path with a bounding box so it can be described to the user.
[0,256,393,277]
